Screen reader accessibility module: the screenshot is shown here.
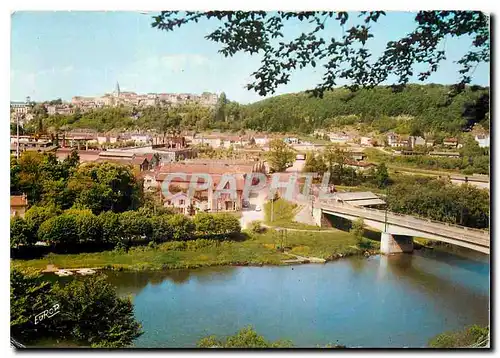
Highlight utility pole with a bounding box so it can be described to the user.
[271,196,274,223]
[384,187,389,232]
[16,113,20,159]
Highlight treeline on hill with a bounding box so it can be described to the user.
[242,84,489,134]
[21,84,488,136]
[10,151,241,257]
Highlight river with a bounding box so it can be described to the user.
[93,247,489,348]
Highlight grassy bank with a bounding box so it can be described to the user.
[263,199,320,230]
[11,229,378,272]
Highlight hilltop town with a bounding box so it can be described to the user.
[11,82,218,119]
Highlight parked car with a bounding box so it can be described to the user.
[255,205,261,212]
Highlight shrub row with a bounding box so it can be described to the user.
[11,206,241,251]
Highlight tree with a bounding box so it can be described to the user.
[266,139,295,172]
[150,214,174,243]
[10,269,54,343]
[460,135,485,158]
[303,152,327,174]
[197,326,293,348]
[10,217,34,248]
[322,144,348,184]
[375,162,390,188]
[68,162,142,214]
[10,155,21,195]
[215,92,228,122]
[65,208,103,244]
[119,211,152,243]
[37,214,78,247]
[50,274,143,347]
[350,217,365,243]
[17,151,44,203]
[98,211,122,245]
[24,204,60,237]
[152,11,489,97]
[10,270,143,348]
[168,214,195,241]
[193,212,217,235]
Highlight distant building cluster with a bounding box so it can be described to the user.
[67,82,218,113]
[11,83,219,117]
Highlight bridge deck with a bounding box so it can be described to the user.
[321,201,489,250]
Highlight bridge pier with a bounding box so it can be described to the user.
[380,232,414,255]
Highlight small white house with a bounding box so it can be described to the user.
[164,192,208,215]
[475,134,490,148]
[253,136,269,146]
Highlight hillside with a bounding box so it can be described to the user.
[240,84,489,135]
[26,84,489,137]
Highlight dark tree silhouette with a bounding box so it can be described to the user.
[152,11,489,97]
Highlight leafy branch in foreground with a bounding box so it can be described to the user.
[152,11,489,97]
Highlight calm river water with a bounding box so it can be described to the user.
[97,247,489,348]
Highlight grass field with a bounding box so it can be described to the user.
[263,198,320,230]
[11,229,378,272]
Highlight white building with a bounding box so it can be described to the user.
[328,132,350,144]
[475,134,490,148]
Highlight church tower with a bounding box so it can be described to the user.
[114,81,121,97]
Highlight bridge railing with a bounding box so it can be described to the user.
[321,200,489,239]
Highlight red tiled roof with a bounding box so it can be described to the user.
[158,173,246,191]
[131,156,148,165]
[158,162,254,176]
[346,160,376,168]
[11,195,28,207]
[95,158,133,166]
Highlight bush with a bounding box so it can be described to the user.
[150,214,174,243]
[250,220,266,234]
[350,218,365,243]
[197,326,293,348]
[168,214,195,241]
[428,325,489,348]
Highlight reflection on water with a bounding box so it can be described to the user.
[42,247,489,348]
[104,266,238,296]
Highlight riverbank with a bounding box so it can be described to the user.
[11,229,379,272]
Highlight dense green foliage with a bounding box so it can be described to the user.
[387,177,489,229]
[242,85,489,133]
[38,101,244,134]
[153,12,488,97]
[10,270,142,347]
[11,209,242,254]
[266,139,296,172]
[302,144,390,186]
[10,151,143,212]
[428,325,489,348]
[197,326,293,348]
[350,218,365,242]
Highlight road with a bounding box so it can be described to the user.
[239,190,267,229]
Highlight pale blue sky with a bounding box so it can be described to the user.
[11,11,489,103]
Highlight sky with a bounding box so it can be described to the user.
[10,11,490,104]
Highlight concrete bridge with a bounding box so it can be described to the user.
[315,201,490,255]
